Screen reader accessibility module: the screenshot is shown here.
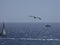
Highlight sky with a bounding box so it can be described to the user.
[0,0,60,23]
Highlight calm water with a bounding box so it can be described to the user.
[0,23,60,45]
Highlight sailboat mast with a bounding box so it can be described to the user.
[2,22,5,32]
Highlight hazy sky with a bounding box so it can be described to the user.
[0,0,60,22]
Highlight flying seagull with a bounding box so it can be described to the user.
[29,16,42,20]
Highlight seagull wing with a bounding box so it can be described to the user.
[37,17,42,20]
[29,16,35,17]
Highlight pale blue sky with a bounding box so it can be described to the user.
[0,0,60,22]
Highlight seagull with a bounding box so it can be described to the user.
[29,16,42,20]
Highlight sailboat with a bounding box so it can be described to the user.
[0,22,6,36]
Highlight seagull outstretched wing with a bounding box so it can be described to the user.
[37,17,42,20]
[29,16,36,19]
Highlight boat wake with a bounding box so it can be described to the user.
[0,38,60,41]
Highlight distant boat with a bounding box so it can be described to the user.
[0,22,6,36]
[45,24,51,27]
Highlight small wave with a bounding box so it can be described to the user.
[20,38,60,41]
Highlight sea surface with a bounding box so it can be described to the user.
[0,23,60,45]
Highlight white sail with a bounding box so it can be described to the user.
[2,29,6,35]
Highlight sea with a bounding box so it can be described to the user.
[0,23,60,45]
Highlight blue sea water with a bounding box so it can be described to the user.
[0,23,60,45]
